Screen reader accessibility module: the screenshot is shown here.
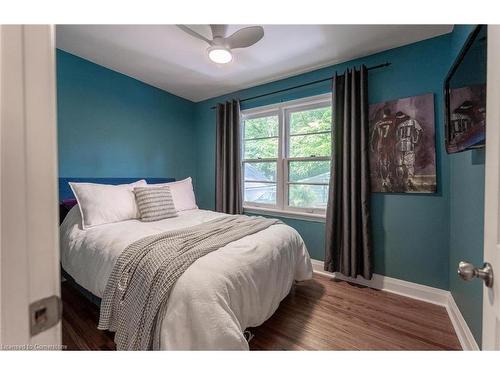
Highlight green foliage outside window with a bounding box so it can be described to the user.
[244,106,332,208]
[290,107,332,134]
[244,116,278,139]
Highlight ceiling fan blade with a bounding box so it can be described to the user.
[210,25,228,39]
[226,26,264,49]
[177,25,211,44]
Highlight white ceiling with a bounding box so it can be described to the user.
[56,25,453,102]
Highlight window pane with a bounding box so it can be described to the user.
[244,182,276,205]
[244,162,276,182]
[290,107,331,135]
[289,184,329,209]
[244,115,278,139]
[289,133,331,157]
[289,161,330,183]
[244,138,278,159]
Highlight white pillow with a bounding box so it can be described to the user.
[151,177,198,212]
[69,180,147,229]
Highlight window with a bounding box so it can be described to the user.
[241,94,332,218]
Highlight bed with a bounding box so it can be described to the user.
[59,177,313,350]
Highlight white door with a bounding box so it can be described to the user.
[483,24,500,350]
[0,25,61,349]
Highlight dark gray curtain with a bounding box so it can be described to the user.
[325,66,373,280]
[215,100,242,214]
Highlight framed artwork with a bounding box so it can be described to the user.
[369,93,436,193]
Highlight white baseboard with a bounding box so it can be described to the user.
[311,259,479,351]
[445,293,480,351]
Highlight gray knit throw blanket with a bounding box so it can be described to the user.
[98,215,279,350]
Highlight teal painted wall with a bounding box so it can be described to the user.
[447,25,485,345]
[57,50,196,180]
[194,34,453,290]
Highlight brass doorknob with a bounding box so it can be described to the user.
[458,261,494,288]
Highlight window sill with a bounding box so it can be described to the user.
[243,206,326,223]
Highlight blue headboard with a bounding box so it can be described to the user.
[58,177,175,201]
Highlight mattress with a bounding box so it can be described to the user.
[60,206,313,350]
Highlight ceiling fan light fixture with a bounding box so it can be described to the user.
[208,46,232,64]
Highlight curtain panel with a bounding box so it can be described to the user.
[215,100,243,214]
[325,66,373,280]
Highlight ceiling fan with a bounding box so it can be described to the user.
[177,25,264,64]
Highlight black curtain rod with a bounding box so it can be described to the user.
[210,62,391,109]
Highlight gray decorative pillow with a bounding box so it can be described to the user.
[133,186,177,222]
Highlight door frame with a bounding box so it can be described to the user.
[0,25,61,348]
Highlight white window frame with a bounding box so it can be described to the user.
[241,93,332,221]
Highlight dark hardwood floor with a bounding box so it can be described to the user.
[61,274,461,350]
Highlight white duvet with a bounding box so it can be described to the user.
[60,207,312,350]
